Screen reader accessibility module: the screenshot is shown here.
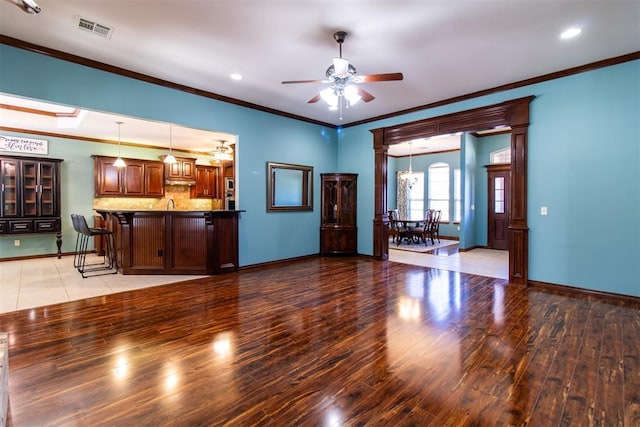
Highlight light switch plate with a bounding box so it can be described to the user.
[540,206,548,216]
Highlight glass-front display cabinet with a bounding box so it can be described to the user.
[320,173,357,255]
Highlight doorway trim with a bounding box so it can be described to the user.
[371,96,534,284]
[486,163,511,251]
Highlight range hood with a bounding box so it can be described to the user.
[165,179,196,186]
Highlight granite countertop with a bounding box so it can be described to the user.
[94,208,244,213]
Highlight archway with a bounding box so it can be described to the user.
[371,96,534,284]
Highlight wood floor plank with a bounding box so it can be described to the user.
[489,291,567,422]
[574,304,623,426]
[623,307,640,425]
[0,256,638,426]
[527,297,591,425]
[555,301,606,425]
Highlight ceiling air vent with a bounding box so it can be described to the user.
[74,15,114,39]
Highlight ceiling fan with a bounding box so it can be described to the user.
[282,31,404,119]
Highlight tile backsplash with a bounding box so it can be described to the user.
[93,185,222,211]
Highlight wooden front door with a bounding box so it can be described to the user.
[487,164,510,250]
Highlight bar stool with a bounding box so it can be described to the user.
[70,214,117,278]
[70,214,103,270]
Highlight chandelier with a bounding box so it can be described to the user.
[211,140,233,162]
[398,141,418,188]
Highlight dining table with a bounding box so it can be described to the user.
[391,217,426,245]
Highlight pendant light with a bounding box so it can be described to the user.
[163,124,177,164]
[113,121,126,168]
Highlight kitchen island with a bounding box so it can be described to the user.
[95,209,243,275]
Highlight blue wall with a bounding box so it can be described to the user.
[0,44,338,266]
[339,60,640,297]
[461,133,477,249]
[1,44,639,297]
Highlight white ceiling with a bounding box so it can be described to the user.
[0,93,236,154]
[0,0,639,154]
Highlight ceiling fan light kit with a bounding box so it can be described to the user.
[282,30,403,119]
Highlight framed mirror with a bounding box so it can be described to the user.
[267,162,313,212]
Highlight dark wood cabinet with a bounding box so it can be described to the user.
[0,155,63,256]
[94,156,122,196]
[123,160,144,196]
[164,156,196,183]
[96,209,241,275]
[320,173,357,255]
[0,157,18,217]
[191,165,221,198]
[143,162,165,197]
[93,156,165,197]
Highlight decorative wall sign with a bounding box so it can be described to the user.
[0,135,49,155]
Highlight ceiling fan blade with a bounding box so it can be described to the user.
[352,72,404,83]
[333,57,350,78]
[356,87,375,103]
[281,79,327,84]
[307,93,322,103]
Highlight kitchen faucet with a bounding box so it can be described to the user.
[166,198,176,210]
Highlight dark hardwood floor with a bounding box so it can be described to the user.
[1,256,638,426]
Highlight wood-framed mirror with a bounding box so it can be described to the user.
[266,161,313,212]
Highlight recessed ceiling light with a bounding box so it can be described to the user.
[230,73,243,81]
[560,27,582,39]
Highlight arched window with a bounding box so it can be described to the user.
[428,162,449,221]
[490,147,511,164]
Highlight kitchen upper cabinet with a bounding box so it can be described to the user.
[123,160,144,196]
[144,162,165,197]
[191,165,221,198]
[93,156,164,197]
[164,156,196,184]
[95,156,122,196]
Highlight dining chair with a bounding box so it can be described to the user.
[428,209,442,244]
[388,209,411,245]
[387,210,398,243]
[414,209,434,244]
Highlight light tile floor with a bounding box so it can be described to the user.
[0,254,206,314]
[389,246,509,280]
[0,248,508,314]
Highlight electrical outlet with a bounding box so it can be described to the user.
[14,239,20,246]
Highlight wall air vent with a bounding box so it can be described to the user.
[74,15,114,39]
